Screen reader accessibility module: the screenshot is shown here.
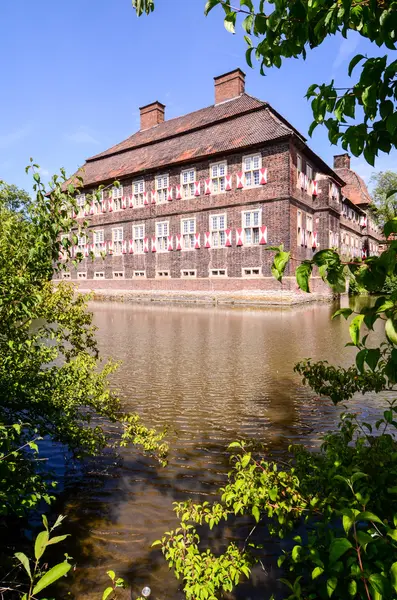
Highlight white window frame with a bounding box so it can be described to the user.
[210,161,227,194]
[243,153,262,188]
[210,213,227,248]
[133,223,145,254]
[155,174,169,204]
[76,233,86,255]
[306,214,313,248]
[156,270,171,278]
[209,269,228,277]
[76,193,86,218]
[181,270,197,278]
[112,186,123,212]
[242,267,262,277]
[297,154,302,173]
[156,221,169,252]
[181,168,195,199]
[242,209,261,246]
[181,217,196,250]
[112,271,125,279]
[133,270,146,278]
[132,179,145,207]
[94,230,104,256]
[94,272,105,279]
[306,163,313,182]
[297,210,302,246]
[93,190,104,215]
[77,272,87,280]
[112,227,124,255]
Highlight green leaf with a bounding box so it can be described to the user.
[272,250,290,282]
[385,318,397,345]
[391,562,397,592]
[14,552,32,580]
[102,587,114,600]
[34,530,49,561]
[329,538,353,563]
[312,566,324,579]
[369,573,390,596]
[349,314,365,346]
[356,511,384,524]
[46,534,70,546]
[107,570,116,581]
[252,505,260,523]
[342,513,355,534]
[332,308,353,320]
[296,262,312,293]
[32,562,71,595]
[348,580,357,596]
[224,11,236,33]
[356,531,373,551]
[348,54,365,76]
[365,348,381,371]
[327,576,338,597]
[384,217,397,237]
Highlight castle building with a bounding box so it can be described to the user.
[59,69,382,300]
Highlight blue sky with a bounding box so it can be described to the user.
[0,0,395,193]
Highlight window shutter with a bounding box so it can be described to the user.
[151,237,157,252]
[167,235,173,251]
[143,237,149,253]
[167,187,173,202]
[194,233,200,249]
[128,195,133,208]
[108,197,113,212]
[101,200,107,213]
[225,174,232,191]
[304,174,309,191]
[259,226,268,245]
[128,239,134,254]
[236,172,244,189]
[122,240,127,254]
[312,232,318,249]
[89,202,94,215]
[72,208,77,218]
[204,232,211,248]
[259,168,268,185]
[225,229,232,247]
[299,172,305,189]
[107,241,113,255]
[194,181,201,196]
[176,234,182,250]
[362,248,367,259]
[84,244,89,257]
[121,196,127,209]
[151,190,157,204]
[175,184,182,200]
[312,181,318,196]
[236,228,243,246]
[204,179,211,195]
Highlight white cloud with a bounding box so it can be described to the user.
[65,127,100,145]
[0,126,32,150]
[332,35,360,71]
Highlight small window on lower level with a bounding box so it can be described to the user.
[94,272,105,279]
[242,267,261,277]
[62,272,71,280]
[133,270,146,278]
[113,271,124,279]
[156,270,170,278]
[210,269,227,277]
[77,272,87,280]
[181,270,196,278]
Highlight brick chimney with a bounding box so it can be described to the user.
[139,101,165,130]
[333,153,351,170]
[214,68,246,105]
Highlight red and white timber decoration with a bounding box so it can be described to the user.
[167,235,173,251]
[362,248,368,259]
[151,237,157,252]
[360,215,367,228]
[176,234,182,250]
[312,232,319,249]
[204,232,211,248]
[122,240,127,254]
[84,244,89,257]
[122,196,127,209]
[259,168,268,184]
[194,233,201,249]
[89,202,94,215]
[151,191,157,204]
[299,171,305,189]
[108,197,113,212]
[236,172,244,189]
[194,181,201,196]
[167,187,173,202]
[175,184,182,200]
[143,192,149,206]
[128,240,134,254]
[312,180,319,196]
[143,237,149,253]
[129,195,134,208]
[225,174,232,191]
[107,241,113,255]
[259,225,268,245]
[101,200,107,213]
[204,179,211,195]
[304,175,309,192]
[225,229,232,247]
[100,242,106,254]
[236,228,244,246]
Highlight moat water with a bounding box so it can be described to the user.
[49,297,385,599]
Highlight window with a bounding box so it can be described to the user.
[181,218,196,250]
[132,179,145,207]
[181,169,195,199]
[113,271,124,279]
[76,193,86,218]
[156,174,169,204]
[112,227,123,255]
[94,230,104,256]
[243,154,261,187]
[112,186,123,211]
[62,272,71,280]
[211,161,227,194]
[242,210,261,245]
[77,234,86,254]
[242,267,261,277]
[77,272,87,280]
[156,270,170,278]
[297,154,302,173]
[306,215,313,248]
[93,190,104,214]
[306,164,313,181]
[209,269,227,277]
[297,210,302,246]
[133,270,146,277]
[133,224,145,254]
[94,272,105,279]
[156,221,169,252]
[181,270,196,278]
[210,214,226,248]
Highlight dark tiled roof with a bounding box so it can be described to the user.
[77,97,295,186]
[334,167,372,206]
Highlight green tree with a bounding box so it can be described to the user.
[370,170,397,226]
[132,0,397,166]
[0,181,31,216]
